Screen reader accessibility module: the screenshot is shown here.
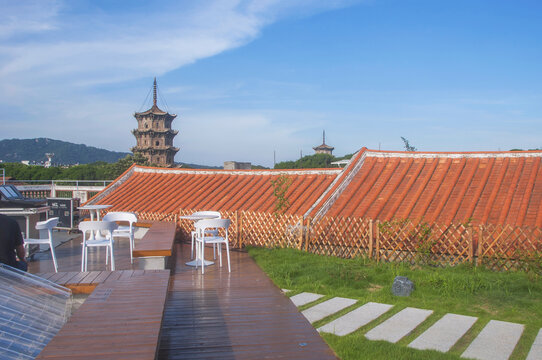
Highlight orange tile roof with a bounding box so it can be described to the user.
[311,149,542,227]
[87,165,340,216]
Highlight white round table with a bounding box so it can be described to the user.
[180,214,219,267]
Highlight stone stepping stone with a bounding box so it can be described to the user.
[408,313,478,352]
[301,297,357,323]
[461,320,524,360]
[318,302,393,336]
[290,292,324,307]
[365,307,433,343]
[526,328,542,360]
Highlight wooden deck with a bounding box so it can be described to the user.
[29,229,337,359]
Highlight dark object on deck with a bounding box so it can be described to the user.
[392,276,415,296]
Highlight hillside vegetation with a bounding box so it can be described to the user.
[0,138,129,164]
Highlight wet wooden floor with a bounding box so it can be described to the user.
[29,231,337,359]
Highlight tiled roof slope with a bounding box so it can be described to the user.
[311,149,542,227]
[87,165,340,216]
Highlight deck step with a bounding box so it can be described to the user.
[526,328,542,360]
[408,313,478,352]
[365,307,433,343]
[290,292,324,307]
[461,320,524,360]
[301,297,357,323]
[318,302,393,336]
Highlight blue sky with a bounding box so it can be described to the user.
[0,0,541,167]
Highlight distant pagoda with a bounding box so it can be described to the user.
[131,78,179,167]
[313,130,334,155]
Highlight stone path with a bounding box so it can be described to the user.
[301,297,357,323]
[526,328,542,360]
[317,302,393,336]
[409,313,478,352]
[284,290,539,359]
[461,320,525,360]
[290,292,324,307]
[365,307,433,343]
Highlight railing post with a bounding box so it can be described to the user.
[368,219,373,259]
[50,180,56,197]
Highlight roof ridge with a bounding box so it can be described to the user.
[133,166,341,176]
[365,149,542,158]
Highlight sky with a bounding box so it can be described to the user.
[0,0,541,167]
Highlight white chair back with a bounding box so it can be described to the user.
[102,212,137,224]
[79,220,118,234]
[36,217,59,231]
[195,218,230,235]
[192,211,221,218]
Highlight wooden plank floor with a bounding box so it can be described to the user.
[28,231,337,359]
[159,242,337,359]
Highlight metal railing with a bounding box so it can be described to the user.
[5,179,113,202]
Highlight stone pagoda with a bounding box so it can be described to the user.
[313,130,334,155]
[132,78,179,167]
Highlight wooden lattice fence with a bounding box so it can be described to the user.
[171,208,540,272]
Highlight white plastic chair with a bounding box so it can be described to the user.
[195,218,231,274]
[102,212,137,264]
[79,221,118,272]
[190,211,221,259]
[24,217,60,272]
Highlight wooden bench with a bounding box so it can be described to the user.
[132,221,176,270]
[36,270,170,359]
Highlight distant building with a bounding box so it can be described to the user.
[313,130,334,155]
[131,78,179,167]
[224,161,251,170]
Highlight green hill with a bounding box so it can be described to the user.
[0,138,129,165]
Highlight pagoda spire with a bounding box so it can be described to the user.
[153,77,157,107]
[323,130,326,145]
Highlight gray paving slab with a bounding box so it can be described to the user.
[301,297,357,323]
[461,320,524,360]
[290,292,324,307]
[526,328,542,360]
[408,313,478,352]
[318,302,393,336]
[365,307,433,343]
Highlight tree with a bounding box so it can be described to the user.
[401,137,417,152]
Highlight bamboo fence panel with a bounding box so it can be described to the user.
[238,211,303,250]
[478,224,542,272]
[171,207,540,272]
[306,216,372,258]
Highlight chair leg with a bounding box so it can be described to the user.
[81,242,85,272]
[110,242,115,271]
[191,231,195,259]
[49,241,58,272]
[218,243,222,267]
[201,240,205,275]
[130,233,134,264]
[226,242,231,272]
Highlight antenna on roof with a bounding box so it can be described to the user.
[153,77,157,107]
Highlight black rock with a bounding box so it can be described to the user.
[392,276,415,297]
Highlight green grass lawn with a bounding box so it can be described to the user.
[247,247,542,360]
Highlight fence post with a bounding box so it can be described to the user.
[304,217,311,252]
[234,211,239,248]
[477,225,484,267]
[238,211,243,248]
[375,220,380,262]
[297,217,305,250]
[468,225,474,263]
[368,219,373,259]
